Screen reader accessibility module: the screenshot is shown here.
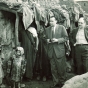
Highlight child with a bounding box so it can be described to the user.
[6,47,26,88]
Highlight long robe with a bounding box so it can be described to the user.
[20,28,36,79]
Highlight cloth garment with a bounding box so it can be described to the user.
[23,4,34,30]
[50,50,66,85]
[45,24,68,59]
[52,27,56,38]
[69,26,88,74]
[75,45,88,75]
[34,28,51,78]
[69,26,88,47]
[76,29,88,44]
[20,28,37,79]
[7,55,26,82]
[45,24,68,85]
[33,5,41,31]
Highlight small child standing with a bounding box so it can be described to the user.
[6,47,26,88]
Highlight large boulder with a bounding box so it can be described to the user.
[62,72,88,88]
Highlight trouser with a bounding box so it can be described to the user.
[75,45,88,75]
[11,81,21,88]
[50,51,66,85]
[0,78,2,84]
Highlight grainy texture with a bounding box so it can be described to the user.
[62,72,88,88]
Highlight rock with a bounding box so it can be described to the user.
[62,72,88,88]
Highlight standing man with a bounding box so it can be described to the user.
[69,17,88,75]
[45,16,68,88]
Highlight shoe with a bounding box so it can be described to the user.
[42,76,47,82]
[21,84,25,87]
[36,76,41,81]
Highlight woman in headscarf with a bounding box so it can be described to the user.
[20,25,39,81]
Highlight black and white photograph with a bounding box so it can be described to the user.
[0,0,88,88]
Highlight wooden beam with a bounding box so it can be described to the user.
[15,12,19,47]
[0,6,23,16]
[0,6,16,14]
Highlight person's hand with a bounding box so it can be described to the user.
[34,47,38,52]
[46,39,50,43]
[74,43,77,46]
[51,38,58,43]
[36,47,38,51]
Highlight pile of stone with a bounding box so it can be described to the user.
[62,72,88,88]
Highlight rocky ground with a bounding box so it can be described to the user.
[3,73,75,88]
[62,72,88,88]
[24,73,75,88]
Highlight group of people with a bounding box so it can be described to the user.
[42,16,88,88]
[0,9,88,88]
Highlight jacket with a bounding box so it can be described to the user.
[45,24,68,58]
[69,26,88,46]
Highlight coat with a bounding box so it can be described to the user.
[69,26,88,46]
[69,25,88,58]
[45,24,68,59]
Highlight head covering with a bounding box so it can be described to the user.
[27,27,37,37]
[16,47,24,55]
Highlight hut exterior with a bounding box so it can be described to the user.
[76,0,88,13]
[59,0,74,8]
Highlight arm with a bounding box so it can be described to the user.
[58,26,68,43]
[35,36,39,50]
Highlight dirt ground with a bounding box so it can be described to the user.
[4,73,75,88]
[23,73,75,88]
[24,73,74,88]
[24,80,53,88]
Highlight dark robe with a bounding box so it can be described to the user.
[20,28,36,79]
[34,28,51,78]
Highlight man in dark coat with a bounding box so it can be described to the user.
[69,17,88,75]
[45,16,68,88]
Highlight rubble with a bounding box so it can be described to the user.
[62,72,88,88]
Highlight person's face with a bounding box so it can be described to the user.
[78,18,86,29]
[49,17,57,27]
[16,50,21,56]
